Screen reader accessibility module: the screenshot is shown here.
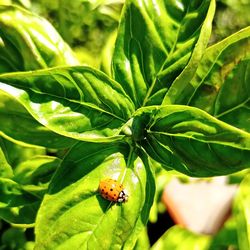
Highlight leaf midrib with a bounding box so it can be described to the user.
[0,81,127,123]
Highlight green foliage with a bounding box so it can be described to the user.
[0,0,249,249]
[234,173,250,250]
[0,5,78,73]
[151,225,211,250]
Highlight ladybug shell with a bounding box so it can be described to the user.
[99,178,127,203]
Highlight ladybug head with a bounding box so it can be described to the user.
[117,190,128,203]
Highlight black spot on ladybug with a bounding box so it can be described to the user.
[102,189,104,191]
[114,194,116,196]
[105,192,108,195]
[110,188,113,191]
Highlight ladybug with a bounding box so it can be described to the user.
[98,178,128,203]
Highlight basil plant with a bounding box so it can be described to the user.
[0,1,250,249]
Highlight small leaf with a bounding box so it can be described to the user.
[0,5,78,73]
[133,105,250,177]
[151,225,211,250]
[0,143,13,178]
[209,216,238,250]
[112,0,215,107]
[234,173,250,250]
[1,228,26,249]
[35,141,155,249]
[0,201,40,226]
[0,178,38,207]
[0,66,135,142]
[13,155,61,185]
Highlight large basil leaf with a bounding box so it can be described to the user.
[234,173,250,250]
[0,5,78,73]
[35,141,155,249]
[172,27,250,132]
[0,90,76,148]
[132,105,250,177]
[151,225,211,250]
[0,66,135,142]
[112,0,215,107]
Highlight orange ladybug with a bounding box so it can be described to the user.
[99,178,128,203]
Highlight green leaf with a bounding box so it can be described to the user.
[0,66,135,142]
[234,173,250,250]
[208,216,238,250]
[133,105,250,177]
[14,155,61,186]
[0,143,13,178]
[1,228,26,250]
[0,5,78,73]
[162,0,216,105]
[0,201,40,226]
[0,155,59,226]
[182,27,250,132]
[133,227,150,250]
[112,0,215,107]
[0,90,76,148]
[35,141,155,249]
[151,225,211,250]
[0,178,38,207]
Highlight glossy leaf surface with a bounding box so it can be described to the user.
[35,141,155,249]
[0,66,135,142]
[0,5,78,73]
[133,105,250,177]
[234,174,250,250]
[112,0,215,107]
[0,90,76,148]
[180,27,250,132]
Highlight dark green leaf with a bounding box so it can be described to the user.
[234,173,250,250]
[0,201,40,226]
[35,141,155,249]
[0,5,78,73]
[208,216,238,250]
[112,0,215,107]
[1,228,26,249]
[133,105,250,177]
[0,66,135,142]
